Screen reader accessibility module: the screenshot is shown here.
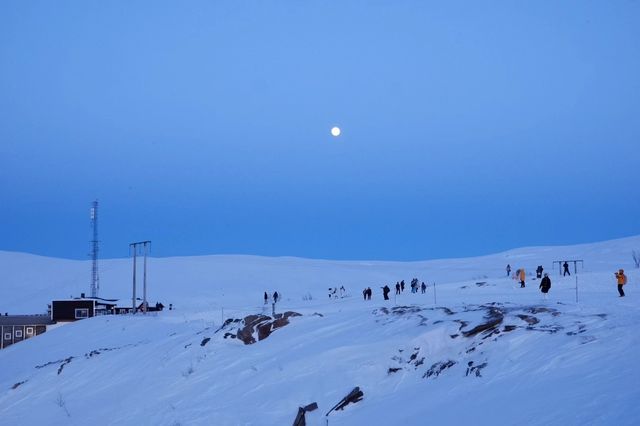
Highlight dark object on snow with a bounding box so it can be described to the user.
[563,262,571,276]
[536,265,544,279]
[540,275,551,294]
[273,291,279,303]
[382,285,390,300]
[292,402,318,426]
[326,387,364,417]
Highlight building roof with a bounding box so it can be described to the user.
[0,315,54,326]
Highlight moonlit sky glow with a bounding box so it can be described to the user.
[1,1,639,260]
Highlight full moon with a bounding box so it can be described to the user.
[331,126,341,137]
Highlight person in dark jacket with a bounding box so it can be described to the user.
[421,282,426,294]
[539,273,551,299]
[264,292,269,304]
[506,264,511,276]
[366,287,372,300]
[536,265,544,279]
[273,291,279,303]
[382,285,391,300]
[563,262,571,276]
[395,282,401,295]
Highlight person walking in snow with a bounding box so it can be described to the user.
[563,262,571,276]
[367,287,372,300]
[506,264,511,277]
[363,288,367,300]
[264,292,269,304]
[615,269,627,297]
[273,291,279,303]
[519,268,526,288]
[421,282,426,294]
[539,273,551,299]
[400,280,405,292]
[395,282,401,295]
[382,285,391,300]
[536,265,544,279]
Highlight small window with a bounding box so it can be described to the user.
[3,333,11,340]
[75,308,89,319]
[26,327,34,335]
[15,330,23,338]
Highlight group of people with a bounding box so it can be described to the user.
[506,263,629,298]
[391,278,427,295]
[375,278,428,301]
[329,286,347,299]
[264,291,280,304]
[362,287,373,300]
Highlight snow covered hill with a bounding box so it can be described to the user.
[0,236,639,425]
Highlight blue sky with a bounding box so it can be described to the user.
[1,1,639,261]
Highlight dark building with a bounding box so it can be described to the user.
[1,315,54,350]
[51,297,118,322]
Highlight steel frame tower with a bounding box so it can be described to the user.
[90,200,100,298]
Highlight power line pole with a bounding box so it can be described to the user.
[130,241,151,314]
[89,200,100,298]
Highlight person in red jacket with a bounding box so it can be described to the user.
[615,269,627,297]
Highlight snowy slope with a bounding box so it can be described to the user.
[0,236,639,425]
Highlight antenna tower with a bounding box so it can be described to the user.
[90,200,100,297]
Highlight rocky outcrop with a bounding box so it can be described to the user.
[222,311,302,345]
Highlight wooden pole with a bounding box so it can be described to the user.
[132,245,137,313]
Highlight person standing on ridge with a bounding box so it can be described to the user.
[615,269,627,297]
[382,285,391,300]
[506,264,511,277]
[395,282,401,295]
[421,282,426,294]
[273,291,279,303]
[264,292,268,304]
[563,262,571,276]
[539,273,551,299]
[519,268,526,288]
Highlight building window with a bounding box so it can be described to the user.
[26,327,34,335]
[75,308,89,319]
[3,333,10,340]
[15,330,23,338]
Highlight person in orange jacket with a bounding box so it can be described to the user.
[615,269,627,297]
[519,268,526,288]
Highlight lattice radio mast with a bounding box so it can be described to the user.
[90,200,100,298]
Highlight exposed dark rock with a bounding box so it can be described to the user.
[200,337,211,347]
[517,314,540,325]
[57,357,73,375]
[230,311,302,345]
[461,307,504,337]
[438,307,456,316]
[465,361,488,377]
[503,325,517,332]
[424,360,456,378]
[11,381,26,390]
[455,320,469,330]
[388,367,402,374]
